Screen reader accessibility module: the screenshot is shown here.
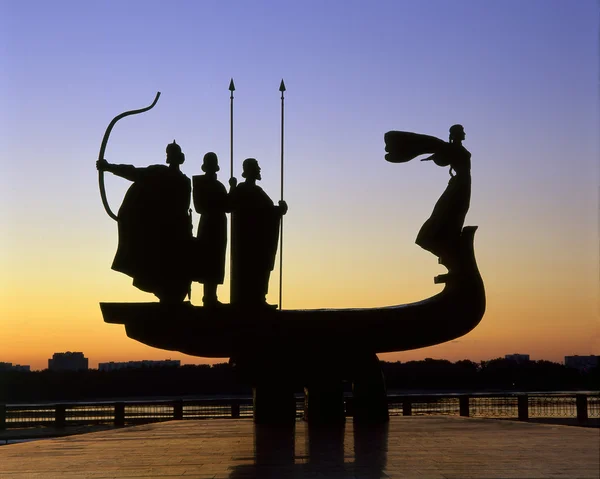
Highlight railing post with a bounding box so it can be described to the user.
[231,400,240,418]
[0,404,6,430]
[55,404,66,428]
[576,394,588,422]
[518,395,528,421]
[402,399,412,416]
[115,402,125,427]
[344,396,354,417]
[459,396,470,417]
[173,400,183,420]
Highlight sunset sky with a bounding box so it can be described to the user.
[1,1,598,370]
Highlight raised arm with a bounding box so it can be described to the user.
[96,159,143,182]
[420,142,465,168]
[420,149,451,167]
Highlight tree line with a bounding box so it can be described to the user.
[1,358,597,403]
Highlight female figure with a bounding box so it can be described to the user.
[416,124,471,264]
[384,124,472,272]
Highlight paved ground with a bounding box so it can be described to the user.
[0,425,118,445]
[0,416,598,478]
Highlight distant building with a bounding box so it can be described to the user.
[13,364,31,372]
[98,359,180,371]
[565,355,599,372]
[0,362,12,371]
[504,354,530,363]
[48,352,88,371]
[0,362,31,372]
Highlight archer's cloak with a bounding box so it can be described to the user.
[112,164,192,300]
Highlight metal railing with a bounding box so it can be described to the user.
[1,393,597,430]
[384,393,598,422]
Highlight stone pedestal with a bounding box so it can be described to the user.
[352,353,389,423]
[253,385,296,425]
[303,381,345,424]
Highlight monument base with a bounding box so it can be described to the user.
[253,385,296,425]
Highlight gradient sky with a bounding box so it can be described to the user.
[1,1,598,370]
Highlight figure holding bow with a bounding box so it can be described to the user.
[97,141,192,302]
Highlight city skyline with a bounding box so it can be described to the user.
[1,1,598,370]
[4,352,598,372]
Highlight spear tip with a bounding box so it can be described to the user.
[229,78,235,91]
[279,79,286,92]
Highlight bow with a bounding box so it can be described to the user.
[98,92,161,221]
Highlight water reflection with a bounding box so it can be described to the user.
[228,421,388,478]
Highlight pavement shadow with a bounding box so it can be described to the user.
[228,421,388,478]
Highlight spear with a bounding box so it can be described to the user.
[229,78,235,179]
[229,78,235,299]
[278,79,286,310]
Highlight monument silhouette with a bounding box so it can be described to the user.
[229,158,288,308]
[192,152,230,307]
[98,91,486,425]
[97,141,192,303]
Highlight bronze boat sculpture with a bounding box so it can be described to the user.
[97,93,485,423]
[101,225,484,358]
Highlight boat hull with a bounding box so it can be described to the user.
[101,226,485,359]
